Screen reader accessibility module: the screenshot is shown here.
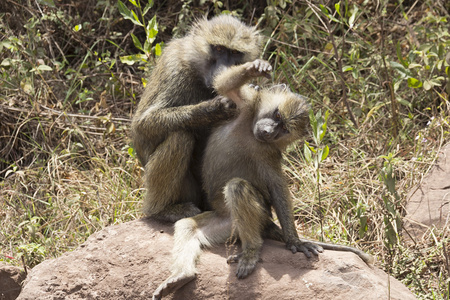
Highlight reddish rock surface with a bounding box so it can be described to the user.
[0,262,25,300]
[18,218,417,300]
[405,143,450,239]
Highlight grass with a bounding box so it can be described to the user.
[1,0,449,299]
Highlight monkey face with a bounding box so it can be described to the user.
[253,91,310,145]
[253,108,290,143]
[204,45,244,88]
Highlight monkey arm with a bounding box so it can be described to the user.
[133,97,235,139]
[268,177,323,258]
[213,59,271,106]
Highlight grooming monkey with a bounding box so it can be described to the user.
[152,59,373,299]
[131,15,263,222]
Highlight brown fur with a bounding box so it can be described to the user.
[131,15,262,222]
[152,60,372,300]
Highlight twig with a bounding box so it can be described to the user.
[307,1,358,128]
[379,7,399,138]
[0,104,131,123]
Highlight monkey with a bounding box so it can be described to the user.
[152,60,373,299]
[131,15,263,222]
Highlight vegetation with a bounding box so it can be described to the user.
[1,0,449,299]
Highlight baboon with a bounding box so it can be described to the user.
[131,15,263,222]
[152,59,373,299]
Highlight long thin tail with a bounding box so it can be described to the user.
[306,239,374,264]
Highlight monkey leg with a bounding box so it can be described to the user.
[143,131,202,222]
[224,178,269,279]
[153,211,232,299]
[263,221,285,242]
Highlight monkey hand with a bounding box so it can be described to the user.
[244,59,272,79]
[286,238,323,258]
[208,95,237,120]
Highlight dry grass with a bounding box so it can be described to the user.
[1,0,449,299]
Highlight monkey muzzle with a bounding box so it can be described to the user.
[253,118,280,143]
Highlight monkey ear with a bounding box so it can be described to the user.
[269,84,289,92]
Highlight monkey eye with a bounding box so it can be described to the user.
[282,124,289,132]
[274,110,282,121]
[215,45,225,52]
[231,49,241,55]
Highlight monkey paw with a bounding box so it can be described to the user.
[248,84,261,91]
[218,95,237,110]
[286,239,324,258]
[227,252,262,279]
[152,273,196,300]
[210,95,237,119]
[245,59,272,79]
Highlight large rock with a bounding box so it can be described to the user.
[405,143,450,239]
[0,262,25,300]
[18,218,416,300]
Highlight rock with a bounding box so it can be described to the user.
[405,143,450,239]
[18,218,416,300]
[0,262,26,300]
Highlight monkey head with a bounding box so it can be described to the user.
[253,85,310,146]
[186,15,263,88]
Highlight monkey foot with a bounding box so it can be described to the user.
[287,239,324,258]
[226,253,241,264]
[227,253,262,279]
[152,273,196,300]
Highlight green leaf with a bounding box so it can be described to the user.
[321,145,329,161]
[396,42,409,68]
[120,54,146,65]
[335,2,341,17]
[146,15,158,42]
[144,40,151,54]
[73,24,82,32]
[348,7,358,28]
[390,61,412,78]
[37,65,52,71]
[397,97,412,109]
[328,14,341,23]
[303,143,312,162]
[342,66,353,72]
[131,33,143,51]
[37,0,56,8]
[131,10,143,26]
[128,0,138,7]
[429,78,443,87]
[407,77,422,88]
[128,147,135,158]
[155,43,162,56]
[319,121,327,141]
[319,4,329,16]
[31,65,52,72]
[423,80,432,90]
[118,0,132,18]
[118,0,142,26]
[408,63,422,68]
[143,0,154,16]
[359,216,368,238]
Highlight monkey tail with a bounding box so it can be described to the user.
[310,240,374,264]
[171,218,207,277]
[171,212,233,275]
